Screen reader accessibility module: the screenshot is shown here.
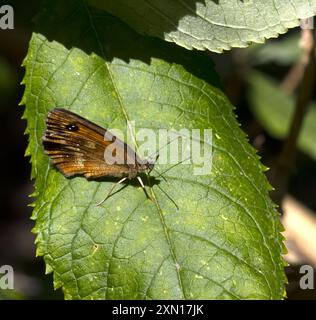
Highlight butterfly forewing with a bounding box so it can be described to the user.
[42,108,141,179]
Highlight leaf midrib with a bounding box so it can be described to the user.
[84,2,186,299]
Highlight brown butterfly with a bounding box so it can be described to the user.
[42,108,154,205]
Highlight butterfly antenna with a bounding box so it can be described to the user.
[96,177,127,206]
[154,156,191,180]
[148,135,184,162]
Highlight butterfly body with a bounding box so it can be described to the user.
[42,108,153,180]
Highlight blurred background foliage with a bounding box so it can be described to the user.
[0,1,315,299]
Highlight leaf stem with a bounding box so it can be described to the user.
[270,25,316,207]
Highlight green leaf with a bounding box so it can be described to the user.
[87,0,316,52]
[22,0,286,299]
[247,71,316,161]
[240,32,302,66]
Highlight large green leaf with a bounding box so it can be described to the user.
[87,0,316,52]
[247,71,316,160]
[22,0,286,299]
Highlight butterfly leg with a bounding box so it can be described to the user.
[96,177,127,206]
[137,176,153,201]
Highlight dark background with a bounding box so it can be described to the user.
[0,1,315,299]
[0,0,62,299]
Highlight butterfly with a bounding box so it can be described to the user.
[42,108,154,205]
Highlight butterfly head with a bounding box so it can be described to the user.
[138,160,154,174]
[146,161,155,173]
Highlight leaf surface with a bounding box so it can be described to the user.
[22,0,286,299]
[87,0,316,52]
